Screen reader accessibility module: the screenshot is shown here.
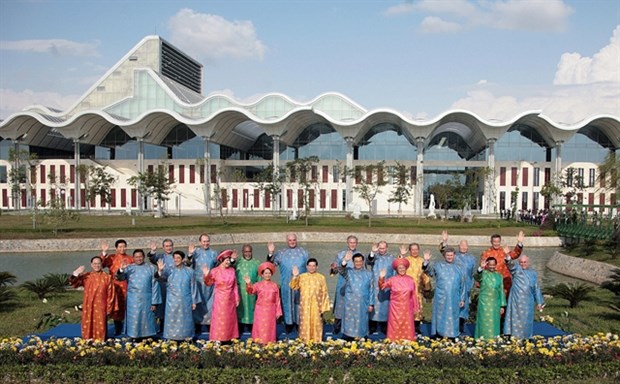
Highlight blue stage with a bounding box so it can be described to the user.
[33,321,567,341]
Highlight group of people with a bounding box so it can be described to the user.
[70,231,544,343]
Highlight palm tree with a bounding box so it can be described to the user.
[43,273,70,292]
[544,283,594,308]
[21,278,58,301]
[0,271,18,307]
[0,271,17,287]
[601,268,620,311]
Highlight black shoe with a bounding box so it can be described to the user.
[333,318,341,335]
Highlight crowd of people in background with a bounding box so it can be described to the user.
[69,230,545,344]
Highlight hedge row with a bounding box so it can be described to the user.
[1,362,619,384]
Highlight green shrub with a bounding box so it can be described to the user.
[544,283,594,308]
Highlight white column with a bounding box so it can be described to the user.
[137,138,145,213]
[13,139,21,210]
[345,137,354,211]
[554,141,563,206]
[484,138,496,214]
[415,137,425,216]
[74,138,81,210]
[272,134,281,212]
[203,136,212,215]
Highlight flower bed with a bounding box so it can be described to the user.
[1,333,619,370]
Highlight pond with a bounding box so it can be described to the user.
[0,243,581,293]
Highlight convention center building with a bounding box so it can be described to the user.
[1,35,619,217]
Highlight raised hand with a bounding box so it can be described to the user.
[157,259,165,272]
[379,268,387,278]
[442,230,449,243]
[423,249,432,262]
[399,244,407,257]
[503,245,511,255]
[371,243,379,254]
[201,265,210,276]
[188,243,195,255]
[231,249,238,260]
[101,241,109,255]
[344,250,353,262]
[267,241,275,254]
[480,259,488,269]
[73,265,85,276]
[243,275,251,285]
[120,260,127,270]
[150,241,157,253]
[517,230,525,244]
[292,266,299,277]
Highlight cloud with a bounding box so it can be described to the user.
[0,39,100,57]
[167,8,266,63]
[0,88,78,120]
[384,2,415,16]
[384,0,572,33]
[485,0,573,32]
[450,26,620,124]
[419,16,461,33]
[554,25,620,84]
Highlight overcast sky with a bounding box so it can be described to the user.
[0,0,618,125]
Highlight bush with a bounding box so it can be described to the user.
[545,283,595,308]
[0,362,619,383]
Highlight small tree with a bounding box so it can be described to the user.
[540,181,563,209]
[350,161,386,227]
[286,156,320,226]
[87,166,117,213]
[41,196,79,236]
[8,148,39,211]
[446,169,483,221]
[253,165,285,215]
[128,164,174,218]
[387,163,411,216]
[211,174,229,225]
[598,152,620,196]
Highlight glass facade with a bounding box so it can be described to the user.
[495,130,548,162]
[357,125,417,161]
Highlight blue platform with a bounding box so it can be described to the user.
[32,321,567,342]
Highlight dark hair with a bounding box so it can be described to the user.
[486,257,497,264]
[352,252,364,261]
[307,258,318,266]
[198,233,210,242]
[115,239,127,248]
[133,249,145,257]
[173,250,186,259]
[409,242,420,250]
[163,238,174,246]
[491,234,502,241]
[444,247,456,254]
[91,256,103,263]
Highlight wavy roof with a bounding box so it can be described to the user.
[1,35,618,153]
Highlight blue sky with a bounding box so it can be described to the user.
[0,0,619,124]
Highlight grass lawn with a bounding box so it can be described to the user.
[0,212,553,239]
